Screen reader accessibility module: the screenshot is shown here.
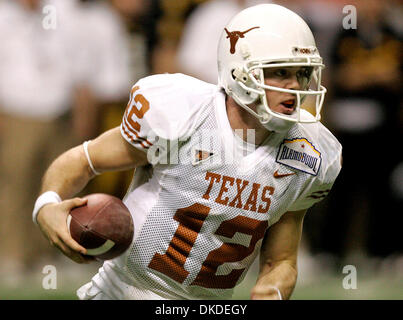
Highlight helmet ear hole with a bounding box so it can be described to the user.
[231,69,236,80]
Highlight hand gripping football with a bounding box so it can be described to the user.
[68,193,134,261]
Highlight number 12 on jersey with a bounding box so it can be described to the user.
[148,203,268,289]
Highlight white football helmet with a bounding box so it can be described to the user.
[217,4,326,132]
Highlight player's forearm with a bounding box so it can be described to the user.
[40,145,95,200]
[251,259,298,300]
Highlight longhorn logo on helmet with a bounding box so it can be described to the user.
[224,26,260,54]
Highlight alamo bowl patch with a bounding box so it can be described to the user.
[276,138,321,176]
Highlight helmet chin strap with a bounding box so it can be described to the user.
[229,90,295,134]
[256,103,295,133]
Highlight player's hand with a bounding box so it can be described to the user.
[37,198,94,264]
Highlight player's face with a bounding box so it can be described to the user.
[263,66,312,115]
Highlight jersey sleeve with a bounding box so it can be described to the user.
[120,73,215,153]
[120,82,154,151]
[287,125,343,211]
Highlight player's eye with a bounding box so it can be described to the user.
[274,69,288,77]
[264,68,289,79]
[296,67,313,80]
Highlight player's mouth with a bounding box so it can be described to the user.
[279,99,296,115]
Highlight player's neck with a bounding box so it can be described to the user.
[225,96,272,145]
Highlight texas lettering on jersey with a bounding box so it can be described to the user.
[202,171,275,214]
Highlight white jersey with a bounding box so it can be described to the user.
[77,73,342,300]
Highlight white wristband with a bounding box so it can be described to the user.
[32,191,62,225]
[83,140,101,175]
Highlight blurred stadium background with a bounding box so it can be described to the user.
[0,0,402,300]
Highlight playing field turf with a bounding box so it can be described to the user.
[1,253,402,300]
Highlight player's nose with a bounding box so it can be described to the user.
[284,74,301,90]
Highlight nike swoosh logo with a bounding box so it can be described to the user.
[273,170,296,178]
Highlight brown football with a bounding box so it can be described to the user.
[68,193,134,261]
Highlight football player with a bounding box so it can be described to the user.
[33,4,342,300]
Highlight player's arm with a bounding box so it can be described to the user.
[251,209,306,300]
[39,127,148,199]
[36,127,148,263]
